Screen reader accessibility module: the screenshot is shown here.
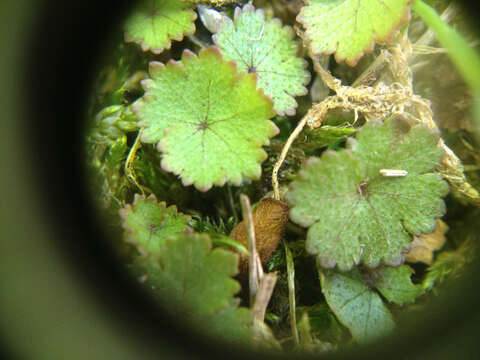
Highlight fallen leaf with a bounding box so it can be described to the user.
[405,219,448,265]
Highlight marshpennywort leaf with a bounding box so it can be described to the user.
[133,47,278,191]
[134,231,255,344]
[213,3,310,115]
[124,0,197,54]
[298,0,412,66]
[119,194,191,257]
[287,118,449,271]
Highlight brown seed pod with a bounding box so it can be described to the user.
[229,198,290,274]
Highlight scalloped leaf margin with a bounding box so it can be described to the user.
[138,232,255,344]
[287,118,449,271]
[119,194,191,256]
[133,47,278,192]
[297,0,412,66]
[213,3,310,115]
[124,0,197,54]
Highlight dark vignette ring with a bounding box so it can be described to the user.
[22,0,480,359]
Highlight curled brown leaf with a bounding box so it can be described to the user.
[405,219,448,265]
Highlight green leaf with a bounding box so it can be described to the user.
[320,268,395,343]
[87,104,139,212]
[119,194,191,256]
[133,47,278,191]
[372,266,424,305]
[213,3,310,115]
[134,232,253,344]
[287,118,449,271]
[89,134,129,211]
[124,0,197,54]
[297,125,357,151]
[95,105,139,136]
[297,0,412,66]
[149,232,241,315]
[201,306,253,345]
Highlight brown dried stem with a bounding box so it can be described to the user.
[272,116,309,200]
[251,273,278,324]
[240,194,261,304]
[250,272,280,348]
[239,194,279,345]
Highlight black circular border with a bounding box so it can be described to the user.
[20,0,480,359]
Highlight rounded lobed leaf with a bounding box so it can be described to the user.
[132,230,254,343]
[297,0,412,66]
[354,117,444,177]
[124,0,197,54]
[133,47,278,192]
[213,3,310,115]
[150,232,241,315]
[119,194,191,256]
[287,118,449,271]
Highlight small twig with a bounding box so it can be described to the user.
[310,55,341,92]
[240,194,260,304]
[439,138,480,206]
[251,272,278,323]
[251,273,279,348]
[238,195,279,346]
[271,43,343,200]
[412,44,448,54]
[272,116,309,200]
[271,57,340,200]
[255,255,264,280]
